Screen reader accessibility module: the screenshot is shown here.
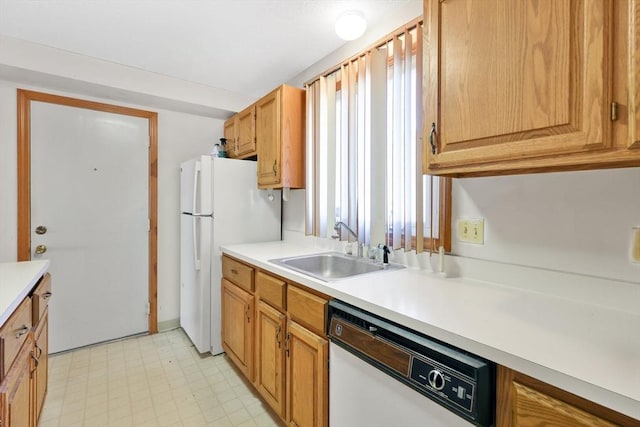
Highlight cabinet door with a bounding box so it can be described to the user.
[224,116,237,158]
[424,0,612,173]
[236,105,257,158]
[496,366,638,427]
[256,89,282,187]
[285,320,328,427]
[33,310,48,426]
[0,336,33,427]
[255,301,286,418]
[221,279,254,380]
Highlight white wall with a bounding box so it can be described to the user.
[0,79,220,326]
[451,168,640,283]
[0,35,254,118]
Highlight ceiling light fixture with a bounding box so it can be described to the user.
[335,11,367,41]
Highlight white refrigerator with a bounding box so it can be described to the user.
[180,156,281,354]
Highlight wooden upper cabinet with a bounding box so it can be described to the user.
[223,117,236,157]
[422,0,631,176]
[257,89,281,186]
[236,105,257,158]
[225,105,257,159]
[256,85,305,189]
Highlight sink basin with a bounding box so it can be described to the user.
[270,252,404,281]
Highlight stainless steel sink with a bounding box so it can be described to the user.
[270,252,404,281]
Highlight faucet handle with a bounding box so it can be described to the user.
[345,243,353,255]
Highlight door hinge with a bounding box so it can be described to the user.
[145,302,151,316]
[611,102,619,121]
[147,218,151,232]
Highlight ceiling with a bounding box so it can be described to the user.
[0,0,419,100]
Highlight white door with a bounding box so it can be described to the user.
[30,101,149,353]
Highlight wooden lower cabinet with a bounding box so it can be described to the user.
[222,260,330,427]
[255,301,286,418]
[497,366,639,427]
[0,272,51,427]
[0,335,33,427]
[32,309,48,426]
[285,320,328,427]
[221,278,254,381]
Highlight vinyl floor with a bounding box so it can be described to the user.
[38,329,282,427]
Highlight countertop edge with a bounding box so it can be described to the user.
[0,260,50,327]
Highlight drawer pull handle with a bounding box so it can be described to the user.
[30,349,39,376]
[276,325,282,348]
[285,333,291,358]
[15,325,29,339]
[43,292,53,300]
[429,122,437,155]
[35,343,43,359]
[231,269,238,275]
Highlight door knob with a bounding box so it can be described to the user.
[35,226,47,235]
[34,245,47,255]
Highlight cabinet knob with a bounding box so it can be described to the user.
[34,245,47,255]
[15,325,29,339]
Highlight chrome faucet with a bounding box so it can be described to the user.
[332,221,364,257]
[332,221,357,240]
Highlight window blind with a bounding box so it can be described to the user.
[306,19,448,254]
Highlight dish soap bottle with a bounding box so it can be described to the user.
[218,138,228,158]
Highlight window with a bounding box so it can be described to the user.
[306,18,451,253]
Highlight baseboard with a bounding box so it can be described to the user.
[157,318,180,332]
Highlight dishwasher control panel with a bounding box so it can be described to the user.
[328,299,495,427]
[410,356,475,413]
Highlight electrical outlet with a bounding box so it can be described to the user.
[632,228,640,263]
[457,218,484,244]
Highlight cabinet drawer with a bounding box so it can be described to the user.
[222,256,254,292]
[256,271,286,312]
[287,285,327,337]
[0,297,32,380]
[32,273,52,325]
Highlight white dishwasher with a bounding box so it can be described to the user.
[328,300,494,427]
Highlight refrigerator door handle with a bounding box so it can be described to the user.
[192,161,201,215]
[193,216,201,271]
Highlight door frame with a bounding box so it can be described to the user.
[16,89,158,334]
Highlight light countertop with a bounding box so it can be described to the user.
[0,260,50,327]
[222,240,640,421]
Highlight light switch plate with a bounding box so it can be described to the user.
[457,218,484,244]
